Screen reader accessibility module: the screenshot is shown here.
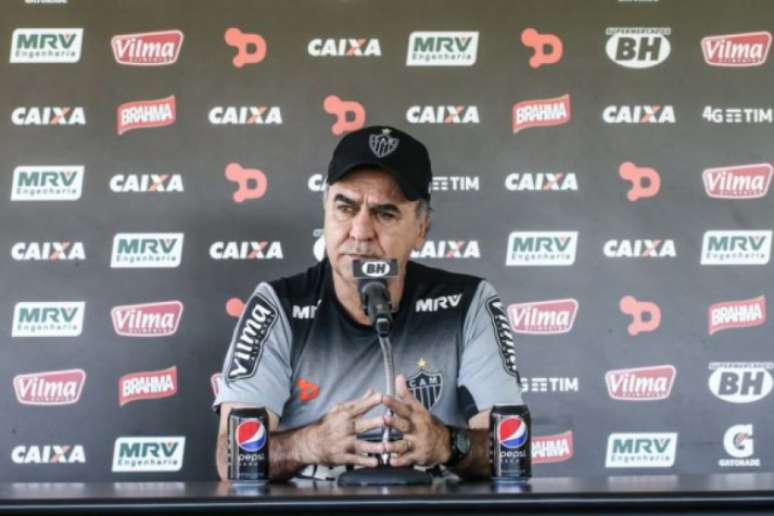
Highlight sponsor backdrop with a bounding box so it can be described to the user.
[1,0,773,480]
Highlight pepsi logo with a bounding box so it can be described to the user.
[498,416,529,449]
[237,419,267,452]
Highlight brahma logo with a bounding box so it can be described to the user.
[12,301,85,337]
[709,296,766,336]
[519,377,579,393]
[703,164,773,199]
[12,106,85,125]
[110,173,184,193]
[11,241,85,261]
[708,362,774,403]
[605,365,676,401]
[111,233,184,268]
[119,366,178,406]
[507,298,578,335]
[532,431,574,464]
[111,300,183,337]
[406,105,479,124]
[505,172,578,192]
[208,106,283,125]
[701,230,772,265]
[512,94,570,133]
[112,436,185,472]
[506,231,578,266]
[606,433,677,468]
[606,27,671,68]
[117,96,176,135]
[13,369,86,406]
[11,166,84,201]
[10,28,83,63]
[308,38,381,56]
[406,31,478,66]
[111,30,183,65]
[720,424,760,467]
[702,31,771,67]
[602,105,675,124]
[11,445,85,464]
[411,240,480,259]
[210,241,284,260]
[603,239,676,258]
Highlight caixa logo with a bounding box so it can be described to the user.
[11,445,86,464]
[12,301,85,337]
[110,173,184,193]
[112,436,185,472]
[411,240,480,259]
[11,241,85,261]
[111,301,183,337]
[209,241,284,260]
[308,38,381,57]
[606,27,671,68]
[111,232,184,268]
[701,230,772,265]
[406,105,479,124]
[13,369,86,406]
[11,166,84,201]
[702,31,771,67]
[506,231,578,266]
[708,362,773,403]
[507,298,578,335]
[605,365,676,401]
[12,106,85,125]
[208,106,283,125]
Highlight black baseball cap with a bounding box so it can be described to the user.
[326,125,432,201]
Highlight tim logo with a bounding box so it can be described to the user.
[307,38,381,57]
[110,233,184,268]
[12,301,85,337]
[406,31,478,66]
[11,241,85,261]
[708,362,774,403]
[13,369,86,406]
[701,230,772,265]
[619,296,661,336]
[532,431,574,464]
[208,106,283,125]
[521,28,563,68]
[619,161,660,201]
[498,416,529,449]
[702,31,771,67]
[119,366,178,406]
[225,162,268,203]
[10,28,83,63]
[605,365,676,401]
[224,27,266,67]
[110,173,184,193]
[11,166,84,201]
[406,105,479,124]
[506,231,578,266]
[606,27,671,68]
[703,164,773,199]
[512,94,571,133]
[323,95,365,135]
[708,295,766,336]
[508,298,578,335]
[117,95,176,135]
[606,433,677,468]
[111,301,183,337]
[12,106,85,125]
[603,105,675,124]
[111,30,183,66]
[411,240,480,259]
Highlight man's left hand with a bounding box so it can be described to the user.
[381,374,451,467]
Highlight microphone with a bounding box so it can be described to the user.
[352,258,398,337]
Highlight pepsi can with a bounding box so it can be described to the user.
[228,407,269,482]
[490,404,531,482]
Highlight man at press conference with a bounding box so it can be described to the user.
[213,125,523,481]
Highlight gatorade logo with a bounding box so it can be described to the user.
[225,162,268,203]
[619,162,661,201]
[323,95,365,135]
[620,296,661,336]
[520,28,563,68]
[224,27,266,67]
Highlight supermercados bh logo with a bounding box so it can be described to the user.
[11,241,85,261]
[308,37,381,57]
[119,366,178,406]
[708,362,773,403]
[506,231,578,266]
[208,105,283,125]
[11,166,83,201]
[110,173,184,193]
[406,105,479,124]
[111,301,183,337]
[111,233,184,268]
[406,31,478,66]
[603,239,676,258]
[507,299,578,335]
[606,433,677,468]
[513,94,570,133]
[532,431,574,464]
[708,295,766,335]
[702,31,771,67]
[505,172,578,192]
[111,30,183,65]
[602,105,675,124]
[703,164,772,199]
[13,369,86,406]
[701,230,772,265]
[606,27,671,68]
[210,241,284,260]
[411,240,480,259]
[117,96,176,135]
[112,436,185,472]
[10,28,83,63]
[12,301,85,337]
[605,365,676,401]
[12,106,85,125]
[720,424,760,468]
[11,445,85,464]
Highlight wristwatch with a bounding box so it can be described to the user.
[445,426,471,467]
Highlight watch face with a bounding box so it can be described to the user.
[455,429,471,454]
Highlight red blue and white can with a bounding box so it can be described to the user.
[490,404,531,482]
[228,407,269,482]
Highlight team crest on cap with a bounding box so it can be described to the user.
[407,358,443,410]
[369,128,400,158]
